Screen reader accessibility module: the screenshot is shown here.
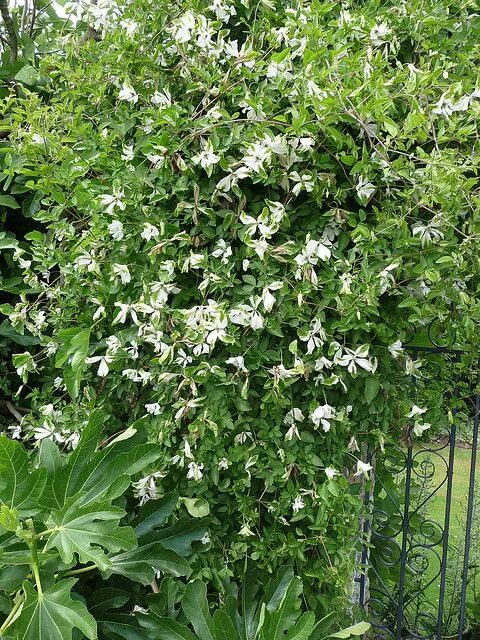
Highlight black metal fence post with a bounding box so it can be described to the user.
[458,388,480,639]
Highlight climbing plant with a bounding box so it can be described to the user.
[1,0,479,617]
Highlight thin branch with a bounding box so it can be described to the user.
[0,400,26,422]
[29,0,37,38]
[0,0,18,62]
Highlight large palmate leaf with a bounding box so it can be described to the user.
[40,412,160,510]
[11,579,96,640]
[0,436,46,515]
[76,443,161,507]
[45,496,136,570]
[40,410,105,510]
[106,541,190,584]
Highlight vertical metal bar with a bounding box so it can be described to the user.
[358,499,369,608]
[395,438,413,638]
[458,388,480,639]
[359,448,374,609]
[394,345,420,639]
[435,354,460,639]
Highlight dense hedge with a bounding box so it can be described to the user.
[1,0,480,615]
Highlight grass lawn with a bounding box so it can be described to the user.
[411,444,479,620]
[417,445,476,540]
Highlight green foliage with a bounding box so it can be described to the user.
[1,0,480,624]
[137,568,369,640]
[13,579,97,640]
[0,414,206,639]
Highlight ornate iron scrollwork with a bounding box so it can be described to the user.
[359,338,480,640]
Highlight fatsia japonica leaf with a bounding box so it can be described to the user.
[44,496,136,570]
[145,518,208,555]
[212,610,241,640]
[11,578,96,640]
[285,612,316,640]
[260,577,303,640]
[139,616,198,640]
[132,492,179,537]
[325,622,371,639]
[40,411,160,510]
[106,541,190,584]
[99,614,150,640]
[40,410,105,510]
[0,436,46,515]
[182,580,215,640]
[75,442,161,507]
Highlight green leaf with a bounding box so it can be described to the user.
[107,542,190,584]
[0,195,20,209]
[0,436,46,515]
[36,439,62,473]
[14,65,40,86]
[213,610,241,640]
[311,612,336,639]
[364,378,380,405]
[260,577,303,640]
[139,616,197,640]
[70,328,91,371]
[326,622,370,639]
[0,550,33,565]
[132,492,178,537]
[285,612,315,640]
[100,614,149,640]
[0,321,38,346]
[147,518,207,555]
[0,505,19,531]
[263,566,295,612]
[0,566,29,592]
[45,497,136,570]
[64,366,81,400]
[75,443,161,507]
[12,578,97,640]
[54,328,90,368]
[182,580,215,640]
[182,497,210,518]
[88,588,130,615]
[40,410,107,509]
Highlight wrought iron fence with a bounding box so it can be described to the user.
[359,333,480,639]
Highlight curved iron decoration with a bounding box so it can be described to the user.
[359,344,480,640]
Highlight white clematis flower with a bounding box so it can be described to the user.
[292,496,305,513]
[413,421,431,437]
[325,466,339,480]
[112,264,131,284]
[310,404,336,432]
[407,405,427,418]
[356,176,376,203]
[118,81,138,103]
[85,354,113,377]
[187,461,204,481]
[141,223,160,241]
[108,220,124,240]
[192,140,220,174]
[355,460,373,478]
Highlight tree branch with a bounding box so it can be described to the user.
[0,0,18,62]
